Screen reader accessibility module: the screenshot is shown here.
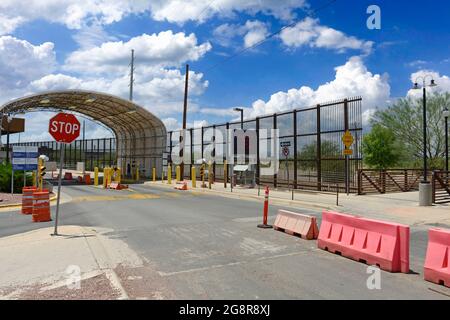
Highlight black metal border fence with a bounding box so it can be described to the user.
[168,97,363,192]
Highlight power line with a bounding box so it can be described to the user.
[194,0,217,22]
[202,0,338,73]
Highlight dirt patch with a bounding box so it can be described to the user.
[10,273,121,300]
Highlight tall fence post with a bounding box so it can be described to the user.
[344,99,349,195]
[431,171,436,203]
[273,113,277,189]
[317,104,322,191]
[293,111,298,189]
[357,169,362,195]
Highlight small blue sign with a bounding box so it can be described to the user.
[12,146,38,171]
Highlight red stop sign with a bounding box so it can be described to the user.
[49,113,81,143]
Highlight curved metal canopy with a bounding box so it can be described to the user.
[0,90,167,175]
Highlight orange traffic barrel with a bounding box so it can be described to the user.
[32,190,51,223]
[21,186,38,215]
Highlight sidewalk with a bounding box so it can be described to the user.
[145,180,450,227]
[0,225,143,299]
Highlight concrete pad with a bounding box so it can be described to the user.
[0,225,143,299]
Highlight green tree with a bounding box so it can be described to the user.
[362,124,402,169]
[371,92,450,169]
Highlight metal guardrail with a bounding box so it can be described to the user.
[357,169,427,195]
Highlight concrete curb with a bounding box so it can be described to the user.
[0,193,58,210]
[142,181,336,212]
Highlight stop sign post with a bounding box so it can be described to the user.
[49,113,81,236]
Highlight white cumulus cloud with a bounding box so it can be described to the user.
[0,36,56,101]
[246,56,390,118]
[213,20,269,49]
[149,0,307,24]
[279,17,373,54]
[64,31,212,74]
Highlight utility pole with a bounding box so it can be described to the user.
[180,64,189,179]
[129,49,135,101]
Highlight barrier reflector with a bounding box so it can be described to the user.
[318,210,410,273]
[274,209,319,240]
[174,181,188,190]
[21,186,37,215]
[109,182,128,190]
[424,228,450,287]
[32,190,51,222]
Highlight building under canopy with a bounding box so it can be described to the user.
[0,90,167,176]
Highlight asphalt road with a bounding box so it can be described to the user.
[0,183,449,299]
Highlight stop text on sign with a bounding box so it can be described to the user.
[48,113,81,144]
[50,121,79,136]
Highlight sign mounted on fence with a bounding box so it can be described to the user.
[12,146,38,171]
[343,148,353,156]
[282,146,290,157]
[280,141,291,147]
[341,130,354,148]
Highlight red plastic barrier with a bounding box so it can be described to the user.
[318,210,410,273]
[424,228,450,287]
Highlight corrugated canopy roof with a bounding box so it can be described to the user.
[0,90,166,140]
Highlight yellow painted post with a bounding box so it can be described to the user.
[208,161,212,189]
[94,167,99,186]
[116,168,121,184]
[32,171,36,187]
[176,165,180,182]
[168,165,172,184]
[201,164,205,188]
[103,168,109,188]
[224,160,227,188]
[136,167,140,181]
[152,167,156,182]
[37,158,43,191]
[191,166,196,188]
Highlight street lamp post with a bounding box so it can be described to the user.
[413,75,437,206]
[233,108,244,129]
[444,107,449,172]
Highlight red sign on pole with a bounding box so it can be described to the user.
[48,113,81,144]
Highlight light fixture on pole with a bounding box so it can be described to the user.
[444,106,449,172]
[233,108,244,130]
[412,74,437,206]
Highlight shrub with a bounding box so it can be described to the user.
[0,163,34,193]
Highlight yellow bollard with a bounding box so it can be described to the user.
[224,160,227,188]
[37,158,43,191]
[191,166,196,188]
[116,168,121,184]
[103,168,109,188]
[168,165,172,184]
[152,167,156,182]
[176,165,180,182]
[32,171,36,187]
[201,164,206,188]
[94,167,99,186]
[136,167,140,181]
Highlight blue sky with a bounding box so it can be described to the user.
[1,0,449,142]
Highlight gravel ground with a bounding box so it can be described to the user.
[11,273,121,300]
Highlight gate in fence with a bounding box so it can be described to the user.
[432,171,450,204]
